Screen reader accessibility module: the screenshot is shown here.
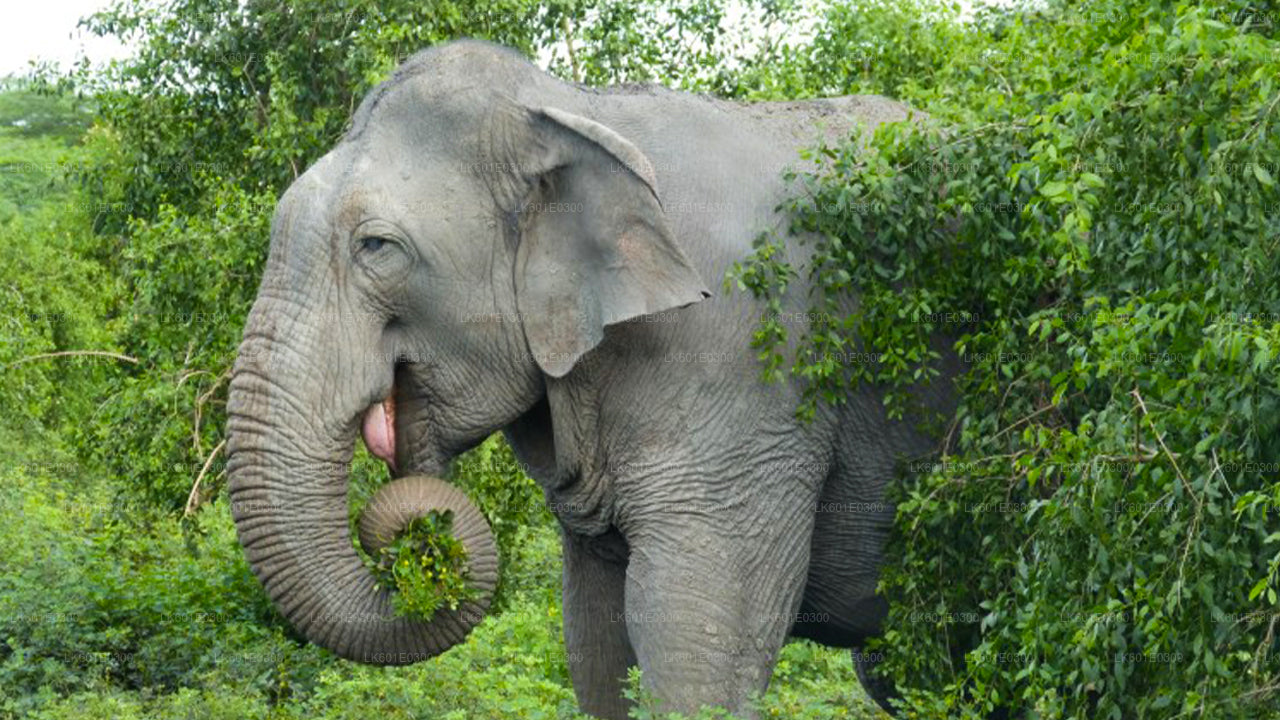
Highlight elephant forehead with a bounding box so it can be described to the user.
[319,151,419,223]
[275,148,373,230]
[336,170,465,224]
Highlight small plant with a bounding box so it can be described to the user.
[368,510,479,623]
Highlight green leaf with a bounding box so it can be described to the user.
[1079,172,1105,189]
[1042,180,1070,199]
[1248,578,1268,602]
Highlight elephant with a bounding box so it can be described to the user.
[227,39,959,719]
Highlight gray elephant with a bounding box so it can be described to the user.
[227,39,956,719]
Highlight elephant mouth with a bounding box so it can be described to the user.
[362,389,399,472]
[363,361,427,475]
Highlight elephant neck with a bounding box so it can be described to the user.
[504,373,616,537]
[503,393,559,484]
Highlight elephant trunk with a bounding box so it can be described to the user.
[226,322,490,664]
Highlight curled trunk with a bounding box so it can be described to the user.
[228,346,494,664]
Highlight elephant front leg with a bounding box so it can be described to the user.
[562,530,636,720]
[623,514,813,718]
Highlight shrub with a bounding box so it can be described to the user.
[67,179,272,511]
[0,463,299,708]
[731,0,1280,716]
[0,91,122,444]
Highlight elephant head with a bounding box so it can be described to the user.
[226,42,709,664]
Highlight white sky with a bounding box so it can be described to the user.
[1,0,129,78]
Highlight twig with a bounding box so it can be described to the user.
[1093,451,1158,463]
[1131,387,1203,610]
[1253,613,1278,678]
[1169,677,1280,719]
[1243,91,1280,143]
[941,405,963,455]
[184,438,226,518]
[896,122,1030,174]
[240,53,270,130]
[992,399,1064,441]
[1210,446,1236,501]
[983,60,1013,99]
[1130,388,1192,493]
[4,350,139,369]
[561,15,581,83]
[176,369,212,388]
[991,370,1032,450]
[191,367,231,457]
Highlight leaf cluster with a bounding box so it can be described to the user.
[367,510,479,623]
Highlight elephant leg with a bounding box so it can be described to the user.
[562,529,636,720]
[622,514,812,718]
[852,646,898,716]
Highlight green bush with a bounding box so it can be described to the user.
[731,0,1280,716]
[719,0,966,102]
[0,91,122,445]
[67,178,273,511]
[0,463,306,711]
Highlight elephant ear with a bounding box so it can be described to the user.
[512,106,711,378]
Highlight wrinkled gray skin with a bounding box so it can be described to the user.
[228,39,957,719]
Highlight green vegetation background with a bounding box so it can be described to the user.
[2,0,1278,718]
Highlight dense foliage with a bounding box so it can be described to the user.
[731,0,1280,716]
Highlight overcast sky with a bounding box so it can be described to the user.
[1,0,129,78]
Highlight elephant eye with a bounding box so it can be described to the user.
[352,230,413,284]
[360,236,389,252]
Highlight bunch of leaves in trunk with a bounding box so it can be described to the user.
[367,509,478,622]
[730,0,1280,717]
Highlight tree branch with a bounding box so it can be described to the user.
[184,438,227,518]
[561,15,581,83]
[4,350,139,369]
